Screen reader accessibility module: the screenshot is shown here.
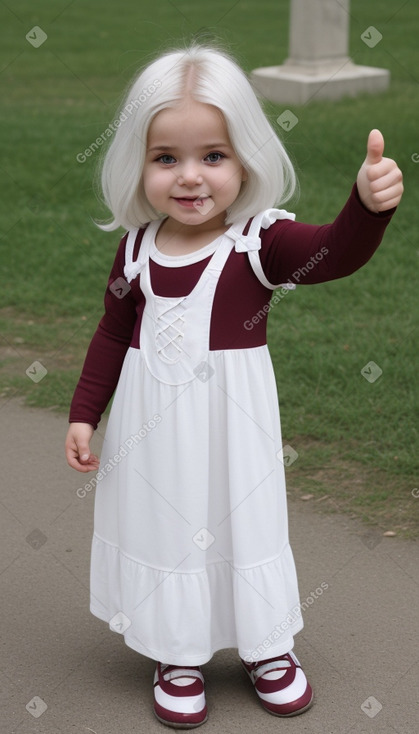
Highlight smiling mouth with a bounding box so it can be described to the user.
[174,195,209,200]
[173,196,211,207]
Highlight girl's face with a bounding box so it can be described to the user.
[142,98,247,234]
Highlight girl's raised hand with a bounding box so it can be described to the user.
[356,129,403,213]
[65,422,100,472]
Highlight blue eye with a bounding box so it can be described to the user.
[157,154,176,164]
[205,152,224,163]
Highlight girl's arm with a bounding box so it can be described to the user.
[65,233,140,472]
[68,233,139,430]
[261,130,403,285]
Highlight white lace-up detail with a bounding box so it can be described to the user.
[123,212,298,386]
[154,296,187,363]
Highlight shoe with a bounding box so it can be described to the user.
[240,651,313,717]
[153,662,208,728]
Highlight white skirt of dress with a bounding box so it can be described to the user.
[90,345,303,666]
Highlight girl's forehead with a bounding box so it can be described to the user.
[148,100,228,141]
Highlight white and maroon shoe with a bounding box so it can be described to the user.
[153,662,208,728]
[240,651,313,717]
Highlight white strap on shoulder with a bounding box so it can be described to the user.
[245,208,297,291]
[125,228,139,266]
[123,227,145,283]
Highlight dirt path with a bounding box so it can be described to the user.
[1,397,418,733]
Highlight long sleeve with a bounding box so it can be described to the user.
[69,233,139,429]
[259,183,396,285]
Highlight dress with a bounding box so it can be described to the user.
[70,187,395,666]
[89,209,304,666]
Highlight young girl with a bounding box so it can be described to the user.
[65,43,402,729]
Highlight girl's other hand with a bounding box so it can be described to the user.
[356,129,403,213]
[65,422,100,472]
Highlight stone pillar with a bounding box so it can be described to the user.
[251,0,390,104]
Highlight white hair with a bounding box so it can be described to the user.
[96,43,297,231]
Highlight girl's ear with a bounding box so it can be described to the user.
[241,167,248,182]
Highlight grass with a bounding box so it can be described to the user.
[0,0,418,536]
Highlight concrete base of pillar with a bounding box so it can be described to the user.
[250,61,390,105]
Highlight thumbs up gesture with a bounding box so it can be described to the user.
[356,129,403,213]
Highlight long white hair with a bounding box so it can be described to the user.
[97,43,297,231]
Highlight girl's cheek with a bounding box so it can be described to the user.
[151,169,171,187]
[144,170,162,193]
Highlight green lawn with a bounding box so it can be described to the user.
[1,0,418,535]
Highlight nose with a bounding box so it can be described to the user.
[177,160,203,187]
